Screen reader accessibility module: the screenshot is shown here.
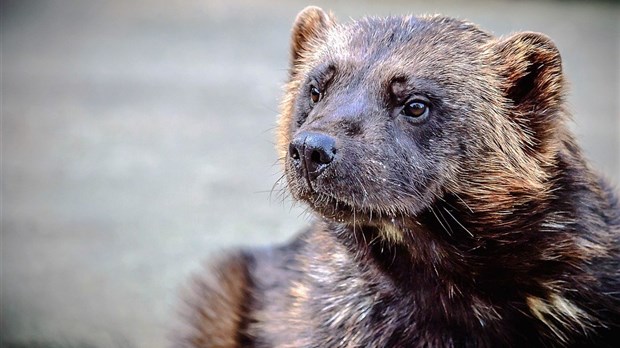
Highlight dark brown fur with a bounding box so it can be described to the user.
[177,7,620,347]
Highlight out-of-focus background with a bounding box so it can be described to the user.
[1,0,618,347]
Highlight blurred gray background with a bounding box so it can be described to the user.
[2,0,618,347]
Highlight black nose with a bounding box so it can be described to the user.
[289,132,336,181]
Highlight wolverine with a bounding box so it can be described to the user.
[178,7,620,347]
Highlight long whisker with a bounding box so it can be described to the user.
[442,206,474,237]
[430,206,452,237]
[437,207,455,236]
[269,173,289,204]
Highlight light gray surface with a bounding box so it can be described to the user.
[2,1,618,347]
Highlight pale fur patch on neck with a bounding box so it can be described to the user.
[526,293,595,343]
[380,223,404,244]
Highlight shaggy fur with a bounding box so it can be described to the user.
[177,7,620,347]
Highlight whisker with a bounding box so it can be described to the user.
[269,173,288,203]
[454,192,474,213]
[437,208,455,236]
[442,206,474,238]
[430,206,452,237]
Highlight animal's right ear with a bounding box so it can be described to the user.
[289,6,334,75]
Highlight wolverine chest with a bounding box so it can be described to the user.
[247,231,549,348]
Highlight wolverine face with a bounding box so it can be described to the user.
[287,67,454,222]
[281,12,490,225]
[279,8,563,228]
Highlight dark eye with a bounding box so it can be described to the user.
[310,86,322,104]
[401,100,429,119]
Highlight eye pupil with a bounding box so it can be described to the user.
[310,86,321,103]
[403,101,428,118]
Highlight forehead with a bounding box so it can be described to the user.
[315,16,493,81]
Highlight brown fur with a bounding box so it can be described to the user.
[177,254,252,347]
[177,7,620,347]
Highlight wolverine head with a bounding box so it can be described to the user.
[278,7,565,229]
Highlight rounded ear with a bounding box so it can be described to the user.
[495,32,564,110]
[289,6,334,74]
[494,32,565,150]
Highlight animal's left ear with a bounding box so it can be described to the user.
[494,32,565,140]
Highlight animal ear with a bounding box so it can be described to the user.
[495,32,564,108]
[289,6,334,73]
[494,32,565,149]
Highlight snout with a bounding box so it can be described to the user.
[289,131,337,182]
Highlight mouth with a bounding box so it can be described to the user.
[285,158,430,225]
[294,188,399,226]
[298,190,355,221]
